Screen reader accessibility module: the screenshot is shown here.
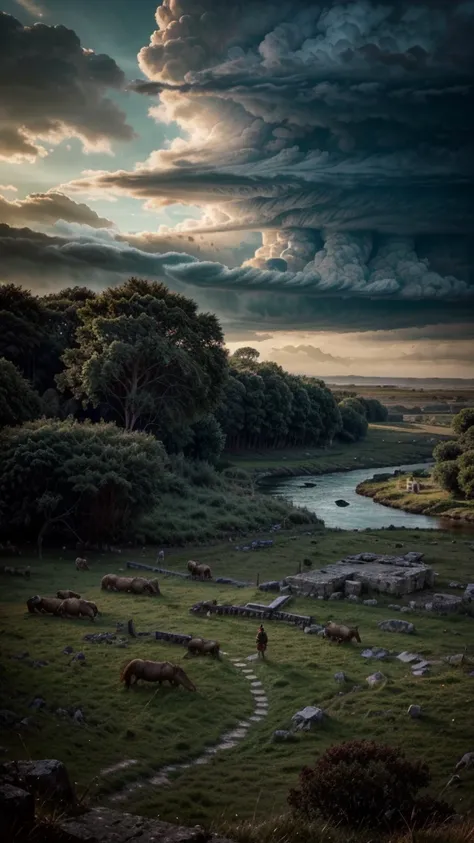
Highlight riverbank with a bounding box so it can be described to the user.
[357,471,474,523]
[227,422,448,481]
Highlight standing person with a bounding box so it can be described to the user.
[256,624,268,659]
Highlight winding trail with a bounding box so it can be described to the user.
[103,654,268,803]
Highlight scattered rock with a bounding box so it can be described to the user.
[347,595,360,603]
[272,730,297,743]
[335,499,350,507]
[366,672,386,687]
[73,709,84,724]
[62,646,74,655]
[291,706,325,731]
[407,704,422,718]
[397,652,422,663]
[28,697,46,710]
[329,591,343,600]
[426,594,463,613]
[455,752,474,771]
[444,654,466,666]
[463,584,474,601]
[304,624,324,634]
[363,599,378,606]
[334,671,346,683]
[400,607,411,613]
[388,604,401,611]
[361,648,390,660]
[377,619,415,634]
[72,652,86,663]
[412,667,430,677]
[449,582,464,589]
[55,709,69,718]
[395,543,404,548]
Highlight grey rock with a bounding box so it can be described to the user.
[55,708,69,718]
[412,667,430,676]
[463,584,474,601]
[347,595,360,603]
[444,654,465,666]
[303,624,324,635]
[400,607,411,613]
[428,594,463,613]
[0,759,75,805]
[329,591,344,600]
[0,783,35,835]
[397,651,422,663]
[449,582,464,589]
[335,499,350,507]
[361,648,390,660]
[279,585,290,595]
[28,697,46,710]
[408,704,422,718]
[363,599,378,606]
[455,752,474,771]
[388,604,401,611]
[334,671,346,683]
[272,730,297,743]
[378,619,415,634]
[73,709,84,724]
[62,646,74,655]
[366,672,386,687]
[291,706,325,731]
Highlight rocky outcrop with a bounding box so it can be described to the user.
[57,807,234,843]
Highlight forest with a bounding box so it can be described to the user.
[0,279,387,548]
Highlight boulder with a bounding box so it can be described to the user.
[303,624,324,635]
[407,704,422,718]
[427,594,462,613]
[455,752,474,771]
[57,807,229,843]
[28,697,46,710]
[291,706,324,731]
[347,595,360,603]
[444,654,465,666]
[334,672,346,683]
[0,759,75,806]
[366,672,386,687]
[272,730,297,743]
[361,648,390,660]
[463,584,474,601]
[329,591,344,600]
[387,604,401,611]
[377,619,415,634]
[0,783,35,836]
[335,499,350,507]
[363,599,378,606]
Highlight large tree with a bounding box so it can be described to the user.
[0,418,167,555]
[57,278,228,433]
[0,358,42,428]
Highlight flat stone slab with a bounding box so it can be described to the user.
[246,654,259,661]
[249,715,264,722]
[255,708,268,716]
[397,651,422,663]
[243,674,258,680]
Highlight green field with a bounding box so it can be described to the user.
[228,422,448,475]
[1,527,474,832]
[358,473,474,522]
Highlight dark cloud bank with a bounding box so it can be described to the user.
[2,2,474,340]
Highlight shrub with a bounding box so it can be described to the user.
[433,459,461,494]
[452,408,474,436]
[433,440,462,463]
[460,426,474,452]
[287,740,448,830]
[337,405,368,442]
[457,450,474,499]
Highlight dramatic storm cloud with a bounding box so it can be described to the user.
[0,11,134,163]
[59,0,474,328]
[0,191,115,229]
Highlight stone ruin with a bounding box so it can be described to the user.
[127,560,252,588]
[285,552,435,599]
[190,600,312,627]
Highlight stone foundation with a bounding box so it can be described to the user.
[286,552,433,599]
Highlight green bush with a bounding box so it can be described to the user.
[452,408,474,436]
[458,450,474,499]
[288,740,452,830]
[433,459,461,494]
[433,440,462,462]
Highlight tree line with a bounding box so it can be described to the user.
[0,279,387,549]
[433,408,474,499]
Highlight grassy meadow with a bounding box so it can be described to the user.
[228,422,449,475]
[1,527,474,830]
[358,473,474,522]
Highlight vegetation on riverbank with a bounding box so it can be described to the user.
[357,472,474,521]
[1,528,474,831]
[228,422,448,478]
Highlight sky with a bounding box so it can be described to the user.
[0,0,473,378]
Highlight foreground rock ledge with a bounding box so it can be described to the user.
[57,807,234,843]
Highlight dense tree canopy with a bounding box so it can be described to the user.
[0,419,167,553]
[0,358,42,429]
[432,408,474,499]
[57,278,228,433]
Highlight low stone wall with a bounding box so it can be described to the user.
[190,600,312,626]
[126,561,252,588]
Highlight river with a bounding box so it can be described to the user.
[259,462,465,531]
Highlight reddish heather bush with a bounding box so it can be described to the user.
[288,740,452,830]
